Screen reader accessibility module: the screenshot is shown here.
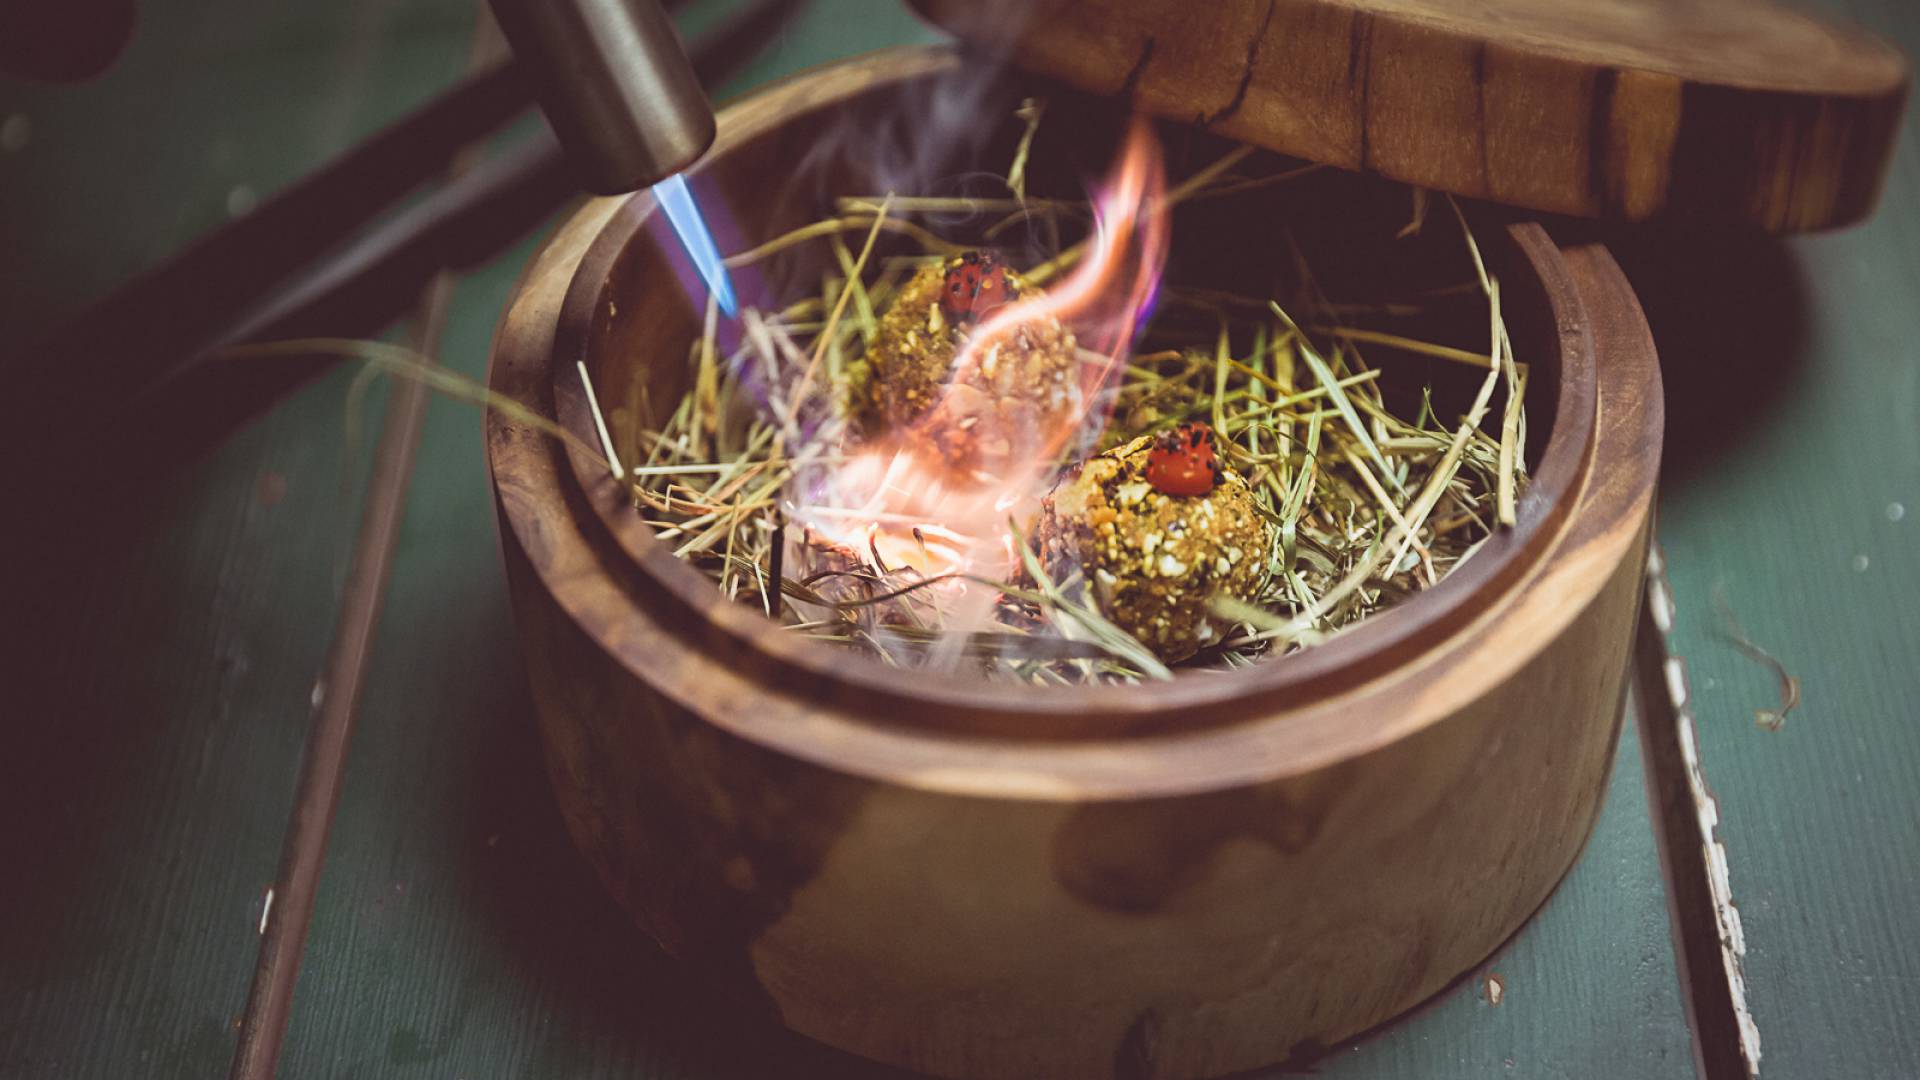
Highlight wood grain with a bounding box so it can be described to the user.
[909,0,1911,231]
[484,47,1666,1079]
[543,49,1601,744]
[0,5,483,1078]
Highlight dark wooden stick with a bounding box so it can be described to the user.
[225,271,453,1080]
[220,6,805,1078]
[8,60,531,388]
[18,0,806,498]
[97,133,574,479]
[224,19,517,1075]
[7,0,713,390]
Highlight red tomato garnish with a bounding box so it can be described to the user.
[941,251,1014,322]
[1145,422,1222,497]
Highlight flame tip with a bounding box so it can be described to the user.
[655,172,740,320]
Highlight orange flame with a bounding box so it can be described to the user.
[949,117,1168,450]
[791,118,1169,594]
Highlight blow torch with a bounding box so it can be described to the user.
[491,0,738,314]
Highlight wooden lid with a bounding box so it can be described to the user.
[908,0,1911,231]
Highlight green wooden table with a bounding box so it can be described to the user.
[0,1,1911,1077]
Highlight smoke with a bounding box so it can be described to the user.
[695,28,1176,673]
[790,54,1022,208]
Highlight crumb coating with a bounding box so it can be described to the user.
[859,258,1080,474]
[1035,433,1271,662]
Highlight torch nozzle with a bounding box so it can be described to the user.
[492,0,716,194]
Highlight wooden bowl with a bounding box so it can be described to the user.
[486,46,1662,1080]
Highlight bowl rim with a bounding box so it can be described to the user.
[537,44,1600,740]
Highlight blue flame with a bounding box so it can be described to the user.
[653,172,737,317]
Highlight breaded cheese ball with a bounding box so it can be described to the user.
[857,251,1080,475]
[1034,423,1271,662]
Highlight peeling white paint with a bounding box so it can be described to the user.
[1665,657,1689,711]
[1645,545,1763,1076]
[1648,569,1675,635]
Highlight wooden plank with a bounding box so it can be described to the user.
[1620,2,1920,1074]
[0,2,479,343]
[1315,699,1694,1078]
[0,2,479,1077]
[0,376,395,1080]
[228,12,507,1074]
